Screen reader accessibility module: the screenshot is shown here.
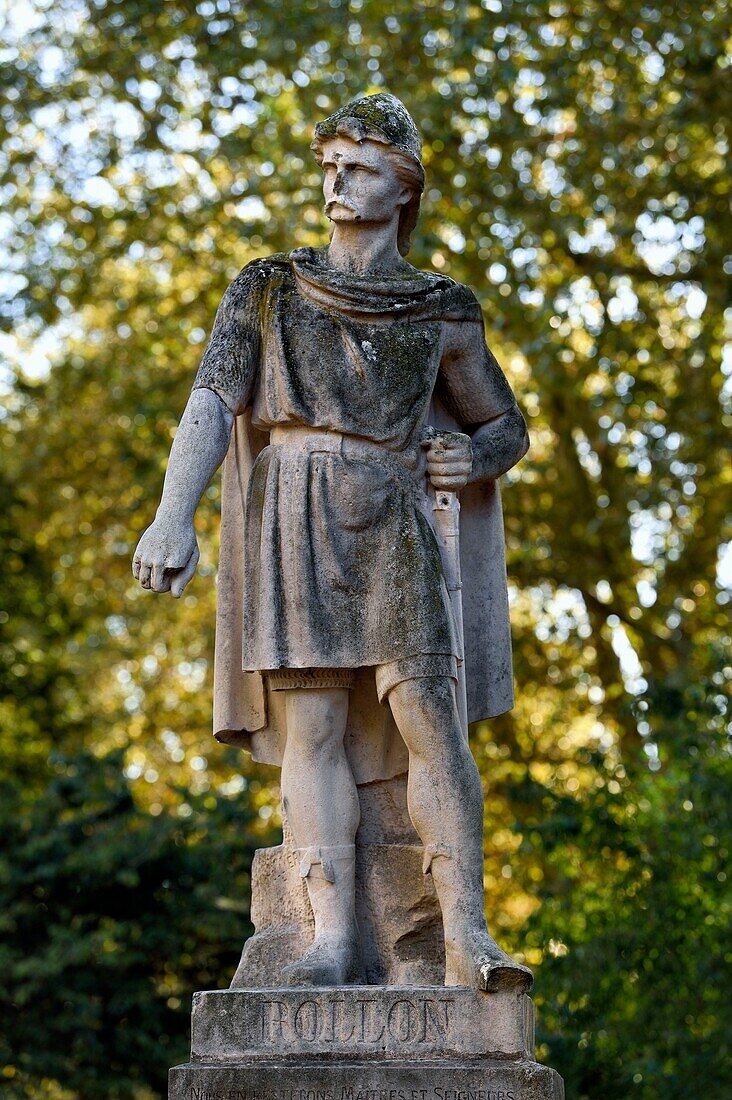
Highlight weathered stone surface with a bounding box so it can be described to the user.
[356,775,419,846]
[232,839,444,988]
[170,987,561,1100]
[231,788,444,989]
[191,988,533,1063]
[169,1057,564,1100]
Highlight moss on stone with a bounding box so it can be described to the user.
[312,93,422,165]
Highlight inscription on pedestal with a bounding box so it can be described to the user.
[259,994,452,1045]
[184,1082,540,1100]
[190,988,531,1063]
[187,1089,522,1100]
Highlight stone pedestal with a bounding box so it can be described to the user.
[169,987,564,1099]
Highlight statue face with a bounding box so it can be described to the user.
[320,137,409,227]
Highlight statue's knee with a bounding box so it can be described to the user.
[286,721,343,757]
[284,689,349,756]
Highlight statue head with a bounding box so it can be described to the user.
[311,93,425,256]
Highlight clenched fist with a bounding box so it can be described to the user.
[420,428,473,490]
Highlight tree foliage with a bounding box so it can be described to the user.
[0,748,272,1097]
[0,1,729,1097]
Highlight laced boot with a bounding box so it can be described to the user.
[424,842,533,994]
[281,844,362,986]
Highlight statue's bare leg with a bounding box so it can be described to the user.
[388,676,533,993]
[279,686,362,986]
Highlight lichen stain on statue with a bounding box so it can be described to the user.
[133,93,533,997]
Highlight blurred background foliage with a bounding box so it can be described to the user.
[0,0,729,1097]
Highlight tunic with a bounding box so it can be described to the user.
[192,247,516,677]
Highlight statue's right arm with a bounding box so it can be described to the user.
[132,387,233,597]
[132,261,265,595]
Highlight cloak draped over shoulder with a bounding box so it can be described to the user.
[192,248,518,784]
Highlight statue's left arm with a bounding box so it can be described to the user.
[436,311,529,485]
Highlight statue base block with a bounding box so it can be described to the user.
[169,1058,564,1100]
[169,988,564,1100]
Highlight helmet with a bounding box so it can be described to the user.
[311,92,424,176]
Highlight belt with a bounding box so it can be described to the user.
[268,425,422,478]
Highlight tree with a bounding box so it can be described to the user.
[0,746,274,1098]
[1,1,729,1095]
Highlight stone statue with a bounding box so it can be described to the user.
[133,94,532,996]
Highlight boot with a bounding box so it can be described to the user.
[281,844,362,986]
[425,843,533,994]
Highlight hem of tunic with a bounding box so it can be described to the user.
[267,667,357,691]
[250,653,458,702]
[374,653,458,703]
[244,650,456,674]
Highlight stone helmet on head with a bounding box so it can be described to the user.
[310,93,426,257]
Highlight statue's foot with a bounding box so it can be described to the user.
[281,935,361,987]
[445,930,533,994]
